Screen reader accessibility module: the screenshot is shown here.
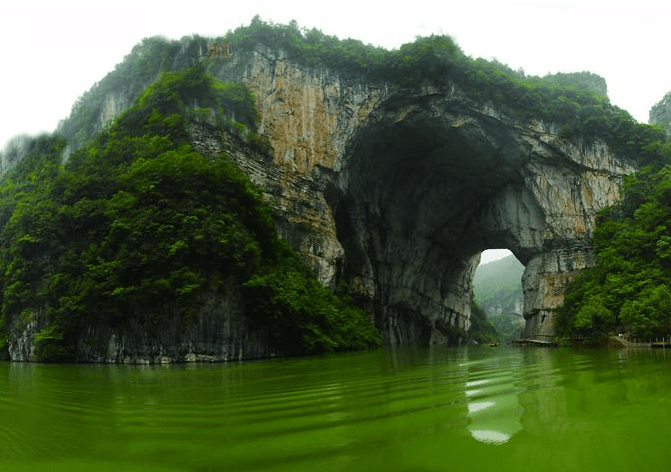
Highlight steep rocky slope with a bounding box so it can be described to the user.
[2,26,647,359]
[215,43,636,344]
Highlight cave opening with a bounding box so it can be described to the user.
[332,101,546,345]
[322,86,631,346]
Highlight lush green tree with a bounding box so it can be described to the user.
[0,67,380,360]
[244,260,381,354]
[6,18,671,355]
[573,296,614,338]
[620,285,671,339]
[558,140,671,340]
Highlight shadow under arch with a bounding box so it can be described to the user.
[327,89,631,346]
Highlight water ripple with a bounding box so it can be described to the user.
[3,346,671,471]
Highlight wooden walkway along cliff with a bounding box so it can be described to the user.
[609,336,671,348]
[511,335,558,347]
[513,335,671,348]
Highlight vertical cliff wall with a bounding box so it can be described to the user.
[39,41,637,348]
[226,49,636,343]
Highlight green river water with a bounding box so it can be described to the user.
[1,345,670,471]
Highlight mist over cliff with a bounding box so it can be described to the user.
[650,91,671,136]
[474,255,525,340]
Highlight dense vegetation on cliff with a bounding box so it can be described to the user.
[56,35,211,151]
[226,17,663,160]
[44,16,665,167]
[557,85,671,341]
[4,18,671,356]
[468,296,498,344]
[557,141,671,341]
[0,66,380,360]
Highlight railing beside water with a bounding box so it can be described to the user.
[512,334,671,348]
[624,337,671,348]
[603,336,671,348]
[511,334,558,347]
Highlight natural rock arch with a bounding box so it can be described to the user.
[235,49,637,345]
[323,91,635,344]
[203,49,638,347]
[2,42,642,362]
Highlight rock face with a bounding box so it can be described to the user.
[231,48,636,343]
[8,294,274,363]
[5,43,638,360]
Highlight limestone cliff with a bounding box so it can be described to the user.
[9,293,274,363]
[212,47,636,344]
[5,34,639,359]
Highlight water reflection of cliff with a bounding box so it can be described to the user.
[463,350,524,445]
[515,348,571,436]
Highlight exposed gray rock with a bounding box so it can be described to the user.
[9,292,276,363]
[74,293,275,363]
[233,52,636,343]
[5,44,638,361]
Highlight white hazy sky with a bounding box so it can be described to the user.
[1,0,670,152]
[480,249,513,264]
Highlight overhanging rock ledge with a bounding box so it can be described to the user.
[223,47,637,344]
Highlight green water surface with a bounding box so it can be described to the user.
[1,346,670,471]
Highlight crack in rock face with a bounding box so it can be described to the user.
[327,93,635,345]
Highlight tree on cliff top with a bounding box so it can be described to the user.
[223,17,663,162]
[47,17,664,174]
